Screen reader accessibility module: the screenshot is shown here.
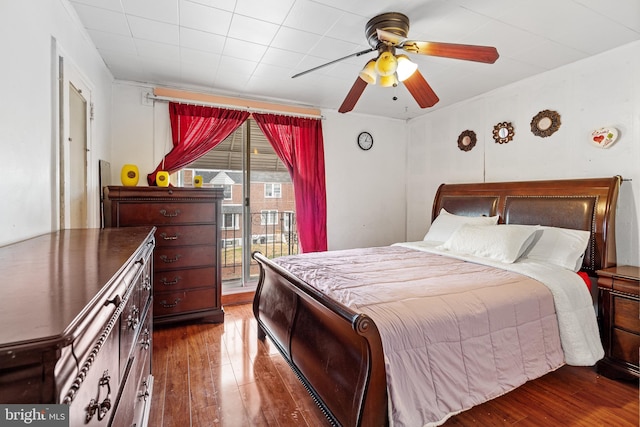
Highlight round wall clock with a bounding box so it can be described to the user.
[357,131,373,150]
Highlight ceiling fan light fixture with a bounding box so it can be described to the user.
[359,59,377,84]
[396,54,418,81]
[378,74,398,88]
[375,51,397,76]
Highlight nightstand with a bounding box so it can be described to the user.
[596,265,640,380]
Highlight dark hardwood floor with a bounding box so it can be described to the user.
[150,304,639,426]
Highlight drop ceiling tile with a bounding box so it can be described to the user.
[223,38,269,61]
[227,14,280,45]
[307,36,364,60]
[134,38,181,61]
[179,27,226,53]
[216,55,259,77]
[234,0,296,24]
[185,0,236,12]
[283,0,344,35]
[180,47,221,67]
[87,29,137,54]
[128,16,179,45]
[270,26,323,54]
[70,0,123,13]
[122,0,178,24]
[72,3,130,36]
[260,47,306,68]
[179,0,232,35]
[575,0,640,32]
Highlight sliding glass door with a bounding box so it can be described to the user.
[180,119,298,293]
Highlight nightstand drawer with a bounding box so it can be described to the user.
[611,328,640,365]
[613,296,640,333]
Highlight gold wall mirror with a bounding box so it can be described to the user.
[530,110,561,137]
[492,122,514,144]
[457,130,477,151]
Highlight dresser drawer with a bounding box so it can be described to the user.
[155,245,215,270]
[154,288,218,317]
[611,328,640,365]
[613,295,640,333]
[154,266,216,292]
[67,324,120,426]
[155,225,217,247]
[118,202,216,225]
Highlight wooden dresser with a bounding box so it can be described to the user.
[104,186,224,325]
[0,227,155,426]
[597,265,640,380]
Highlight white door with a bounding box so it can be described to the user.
[68,82,88,228]
[58,55,92,230]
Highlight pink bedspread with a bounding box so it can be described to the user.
[274,245,565,426]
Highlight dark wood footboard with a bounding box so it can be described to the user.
[252,252,388,427]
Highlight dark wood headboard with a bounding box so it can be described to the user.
[432,176,622,273]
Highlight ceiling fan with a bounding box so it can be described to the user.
[292,12,499,113]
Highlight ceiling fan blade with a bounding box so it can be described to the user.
[402,70,439,108]
[401,41,499,64]
[338,77,368,113]
[376,28,406,46]
[292,48,375,79]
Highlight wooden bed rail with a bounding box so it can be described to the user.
[252,252,388,427]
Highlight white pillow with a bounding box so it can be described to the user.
[423,209,499,243]
[441,224,540,264]
[520,226,591,271]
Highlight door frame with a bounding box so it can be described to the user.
[54,42,95,230]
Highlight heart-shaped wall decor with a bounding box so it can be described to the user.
[591,127,618,148]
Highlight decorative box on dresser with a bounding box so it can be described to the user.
[104,186,224,325]
[597,265,640,380]
[0,227,155,426]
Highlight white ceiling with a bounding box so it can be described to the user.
[69,0,640,120]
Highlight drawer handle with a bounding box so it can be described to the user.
[140,328,151,350]
[160,298,181,308]
[160,232,180,241]
[159,209,180,217]
[86,370,112,422]
[142,275,151,292]
[127,306,140,330]
[160,276,181,286]
[104,294,122,308]
[160,254,182,263]
[138,379,151,401]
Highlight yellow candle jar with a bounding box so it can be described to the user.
[194,175,203,188]
[156,171,170,187]
[120,164,139,186]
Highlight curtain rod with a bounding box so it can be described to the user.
[145,92,324,120]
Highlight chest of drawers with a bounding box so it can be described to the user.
[104,186,225,325]
[0,227,155,427]
[597,265,640,380]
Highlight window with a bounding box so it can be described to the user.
[261,210,278,225]
[265,183,281,198]
[214,184,232,200]
[222,213,239,230]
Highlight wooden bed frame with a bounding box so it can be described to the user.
[252,176,622,427]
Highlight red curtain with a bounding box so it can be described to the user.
[147,103,250,185]
[252,113,327,253]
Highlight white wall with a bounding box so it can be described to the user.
[322,111,407,249]
[110,83,408,251]
[407,41,640,267]
[0,1,113,246]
